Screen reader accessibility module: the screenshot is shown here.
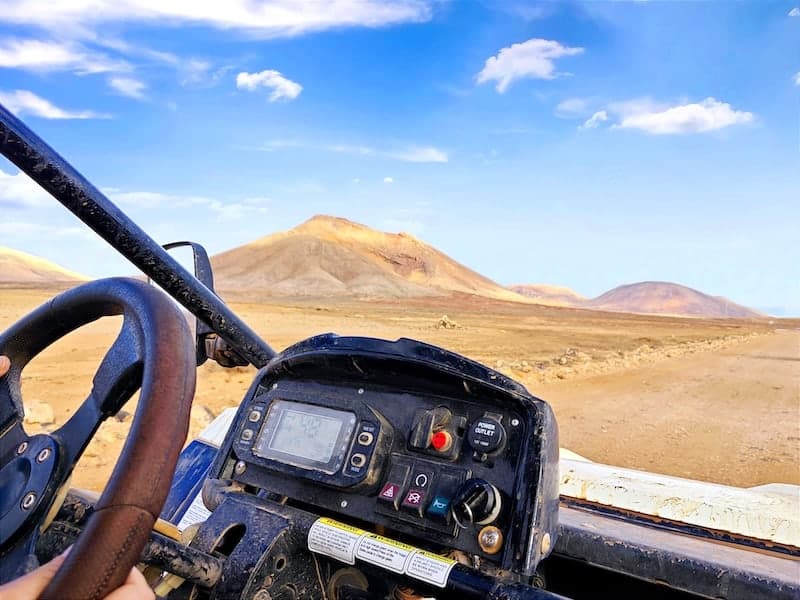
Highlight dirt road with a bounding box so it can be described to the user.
[539,329,800,487]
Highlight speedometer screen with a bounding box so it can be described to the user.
[253,400,356,474]
[270,409,343,462]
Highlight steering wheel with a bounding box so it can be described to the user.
[0,278,196,600]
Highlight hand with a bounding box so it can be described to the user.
[0,549,155,600]
[0,355,9,377]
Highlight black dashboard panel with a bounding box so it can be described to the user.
[208,334,560,576]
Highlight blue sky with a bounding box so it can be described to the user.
[0,1,798,314]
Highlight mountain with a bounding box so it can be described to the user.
[508,284,586,307]
[586,281,762,318]
[212,215,527,301]
[0,246,87,284]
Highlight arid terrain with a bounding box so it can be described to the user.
[2,286,797,492]
[1,218,796,492]
[0,246,87,284]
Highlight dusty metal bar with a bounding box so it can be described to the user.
[0,103,275,367]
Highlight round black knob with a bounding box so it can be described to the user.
[467,416,505,454]
[451,478,502,527]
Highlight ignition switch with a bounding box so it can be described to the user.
[451,478,502,527]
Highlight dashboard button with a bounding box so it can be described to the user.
[426,472,461,523]
[431,430,452,452]
[350,453,367,468]
[377,463,410,510]
[426,495,450,522]
[409,467,435,490]
[357,431,374,446]
[379,483,401,504]
[401,488,428,516]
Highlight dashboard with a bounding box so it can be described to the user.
[206,333,559,580]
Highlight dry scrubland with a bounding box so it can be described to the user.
[1,286,797,491]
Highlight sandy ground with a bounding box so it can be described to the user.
[1,286,797,491]
[538,329,800,487]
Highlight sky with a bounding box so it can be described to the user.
[0,1,798,315]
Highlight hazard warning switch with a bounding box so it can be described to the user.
[377,463,410,510]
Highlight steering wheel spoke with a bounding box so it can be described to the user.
[91,322,145,417]
[50,323,146,470]
[50,392,104,471]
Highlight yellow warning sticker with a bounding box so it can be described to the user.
[308,518,457,588]
[308,518,366,564]
[318,517,367,536]
[406,550,456,587]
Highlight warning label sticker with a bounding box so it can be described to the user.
[308,518,457,587]
[356,534,415,573]
[308,518,365,564]
[406,550,456,587]
[176,492,212,531]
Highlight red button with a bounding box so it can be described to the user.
[431,431,452,451]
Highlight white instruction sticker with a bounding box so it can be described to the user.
[406,550,457,587]
[177,492,212,531]
[308,518,366,564]
[356,534,415,573]
[308,518,457,588]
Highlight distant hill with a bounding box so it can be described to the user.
[212,215,528,301]
[0,246,87,284]
[508,284,586,307]
[586,281,762,318]
[211,216,761,317]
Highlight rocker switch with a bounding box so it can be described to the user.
[377,463,410,510]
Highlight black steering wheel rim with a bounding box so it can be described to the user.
[0,277,196,599]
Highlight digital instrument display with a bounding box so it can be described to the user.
[253,400,356,474]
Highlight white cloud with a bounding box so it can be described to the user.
[327,143,375,155]
[106,189,269,221]
[0,37,129,73]
[93,36,178,65]
[0,36,226,98]
[0,167,52,208]
[387,146,448,163]
[106,190,210,209]
[0,89,110,119]
[93,37,229,90]
[258,139,305,151]
[108,76,146,99]
[615,97,754,134]
[789,7,800,17]
[0,1,434,37]
[180,60,233,87]
[793,72,800,87]
[476,38,584,93]
[236,70,302,102]
[258,140,448,163]
[560,97,756,135]
[581,110,609,129]
[383,177,394,184]
[0,220,90,238]
[555,97,592,118]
